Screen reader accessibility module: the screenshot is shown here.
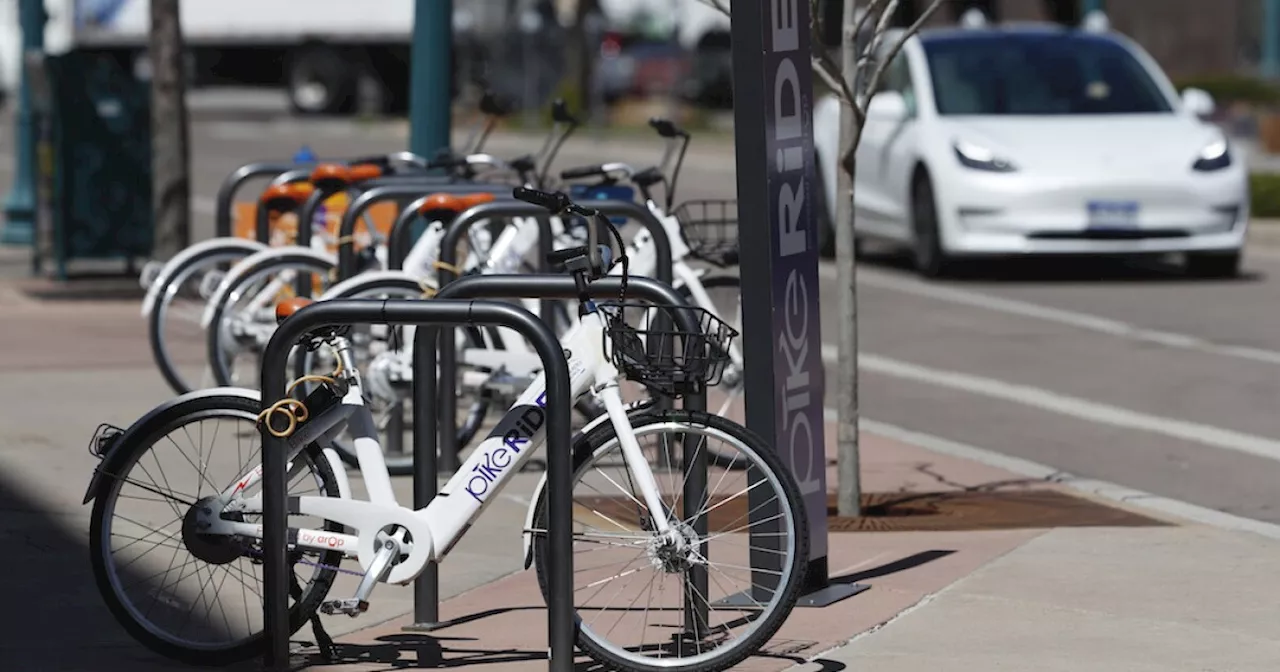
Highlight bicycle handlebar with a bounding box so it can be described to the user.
[649,117,688,139]
[558,162,635,182]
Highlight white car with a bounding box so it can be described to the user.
[813,16,1249,278]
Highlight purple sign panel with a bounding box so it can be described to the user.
[732,0,828,587]
[760,0,828,562]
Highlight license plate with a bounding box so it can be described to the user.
[1086,200,1139,229]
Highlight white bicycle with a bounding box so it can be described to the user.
[84,188,808,672]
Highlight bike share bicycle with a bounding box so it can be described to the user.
[140,92,516,396]
[84,187,807,672]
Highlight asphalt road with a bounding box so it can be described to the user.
[8,105,1280,526]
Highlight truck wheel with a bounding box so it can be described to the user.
[286,46,354,116]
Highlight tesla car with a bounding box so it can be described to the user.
[813,16,1249,278]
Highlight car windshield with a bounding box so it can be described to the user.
[921,32,1174,116]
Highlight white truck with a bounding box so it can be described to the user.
[0,0,513,115]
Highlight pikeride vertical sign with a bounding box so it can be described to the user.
[731,0,830,599]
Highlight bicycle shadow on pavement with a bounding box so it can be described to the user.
[0,467,256,671]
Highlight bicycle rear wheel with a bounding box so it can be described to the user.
[87,394,342,666]
[530,409,808,672]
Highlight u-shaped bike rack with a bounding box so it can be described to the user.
[259,299,575,672]
[335,182,519,281]
[408,274,712,640]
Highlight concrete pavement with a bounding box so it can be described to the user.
[4,274,1279,671]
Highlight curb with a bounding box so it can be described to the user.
[859,417,1280,542]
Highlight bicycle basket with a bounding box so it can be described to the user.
[673,199,739,268]
[600,302,738,398]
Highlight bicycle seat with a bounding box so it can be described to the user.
[275,297,315,324]
[309,163,351,193]
[260,182,316,212]
[417,192,496,215]
[347,163,383,183]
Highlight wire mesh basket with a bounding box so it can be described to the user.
[673,199,739,268]
[600,302,739,399]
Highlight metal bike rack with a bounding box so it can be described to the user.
[214,162,304,239]
[336,183,520,280]
[259,298,575,672]
[408,274,711,641]
[434,200,679,464]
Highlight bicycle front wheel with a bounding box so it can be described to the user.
[531,409,809,672]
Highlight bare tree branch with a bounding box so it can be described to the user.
[857,0,944,117]
[696,0,730,16]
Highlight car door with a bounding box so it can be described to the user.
[879,50,923,238]
[855,48,919,239]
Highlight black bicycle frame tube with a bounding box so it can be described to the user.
[261,298,574,672]
[216,162,301,239]
[419,274,710,635]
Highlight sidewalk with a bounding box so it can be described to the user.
[284,416,1280,672]
[2,253,1279,671]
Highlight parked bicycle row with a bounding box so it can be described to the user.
[83,96,810,671]
[139,94,745,471]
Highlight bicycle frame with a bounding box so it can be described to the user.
[202,309,672,586]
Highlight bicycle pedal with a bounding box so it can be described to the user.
[318,598,369,617]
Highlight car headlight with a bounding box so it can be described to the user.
[954,139,1016,172]
[1192,137,1231,171]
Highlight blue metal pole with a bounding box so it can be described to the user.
[409,0,452,158]
[1081,0,1104,12]
[2,0,46,245]
[1264,0,1280,78]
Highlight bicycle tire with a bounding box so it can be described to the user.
[147,246,257,395]
[204,253,337,389]
[530,409,809,672]
[88,394,342,666]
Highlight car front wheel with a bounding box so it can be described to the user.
[1185,250,1241,278]
[911,173,958,278]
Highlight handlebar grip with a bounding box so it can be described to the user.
[551,98,580,125]
[513,187,572,213]
[560,164,606,180]
[648,117,686,138]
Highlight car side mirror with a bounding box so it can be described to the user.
[867,90,909,120]
[1181,87,1215,118]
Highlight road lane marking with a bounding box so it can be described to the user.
[819,263,1280,367]
[819,345,1280,463]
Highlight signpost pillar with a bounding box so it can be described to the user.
[2,0,46,246]
[730,0,866,605]
[409,0,453,158]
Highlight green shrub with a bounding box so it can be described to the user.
[1250,173,1280,218]
[1172,75,1280,106]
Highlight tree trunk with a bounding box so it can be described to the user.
[835,0,862,517]
[566,0,599,123]
[149,0,191,260]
